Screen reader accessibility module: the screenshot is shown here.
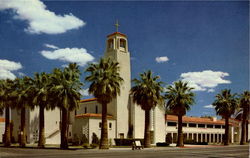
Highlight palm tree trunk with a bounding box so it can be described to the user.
[224,117,229,145]
[240,109,247,145]
[4,107,11,147]
[60,107,68,149]
[38,105,45,148]
[177,114,184,147]
[20,107,26,147]
[100,102,109,149]
[144,109,151,148]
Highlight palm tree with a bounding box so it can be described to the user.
[50,63,82,149]
[0,79,15,147]
[165,81,195,147]
[239,91,250,145]
[15,76,33,147]
[212,89,238,145]
[85,58,123,149]
[130,70,164,148]
[31,72,51,148]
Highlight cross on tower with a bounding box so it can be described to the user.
[114,20,120,32]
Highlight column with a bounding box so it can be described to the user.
[231,127,234,143]
[201,133,203,142]
[171,132,173,144]
[187,132,189,140]
[221,134,223,143]
[196,133,198,142]
[192,133,194,140]
[213,134,215,143]
[205,133,207,142]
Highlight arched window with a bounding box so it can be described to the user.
[120,39,126,48]
[108,39,113,49]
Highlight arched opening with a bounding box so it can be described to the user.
[108,39,114,49]
[120,39,126,49]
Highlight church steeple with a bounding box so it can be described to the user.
[105,21,128,53]
[104,22,131,138]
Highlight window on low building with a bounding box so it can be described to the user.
[182,123,187,127]
[222,125,225,129]
[207,124,214,128]
[198,124,205,128]
[108,39,113,49]
[167,122,177,126]
[215,125,221,129]
[120,39,126,48]
[189,123,196,127]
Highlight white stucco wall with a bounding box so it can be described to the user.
[72,117,89,142]
[0,122,5,142]
[153,106,166,143]
[132,103,145,139]
[89,118,116,145]
[77,101,102,115]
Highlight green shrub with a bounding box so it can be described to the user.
[83,143,90,149]
[91,132,99,145]
[81,134,88,144]
[73,134,81,145]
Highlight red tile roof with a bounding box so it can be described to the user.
[166,115,239,126]
[107,32,127,38]
[75,113,113,119]
[80,98,97,103]
[0,117,5,122]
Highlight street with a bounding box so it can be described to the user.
[0,145,249,158]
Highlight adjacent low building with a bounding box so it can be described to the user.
[166,115,241,144]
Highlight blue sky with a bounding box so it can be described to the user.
[0,1,248,117]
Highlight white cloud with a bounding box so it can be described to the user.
[0,59,22,80]
[180,70,231,92]
[208,89,215,93]
[0,0,85,34]
[40,47,94,66]
[203,104,214,109]
[155,56,169,63]
[44,44,59,49]
[79,88,89,97]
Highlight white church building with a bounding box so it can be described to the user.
[5,29,248,145]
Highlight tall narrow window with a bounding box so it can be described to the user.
[85,107,87,113]
[120,39,126,48]
[96,105,98,114]
[108,39,113,49]
[109,123,112,129]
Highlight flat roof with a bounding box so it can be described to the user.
[166,115,239,126]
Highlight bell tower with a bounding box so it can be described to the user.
[104,21,131,138]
